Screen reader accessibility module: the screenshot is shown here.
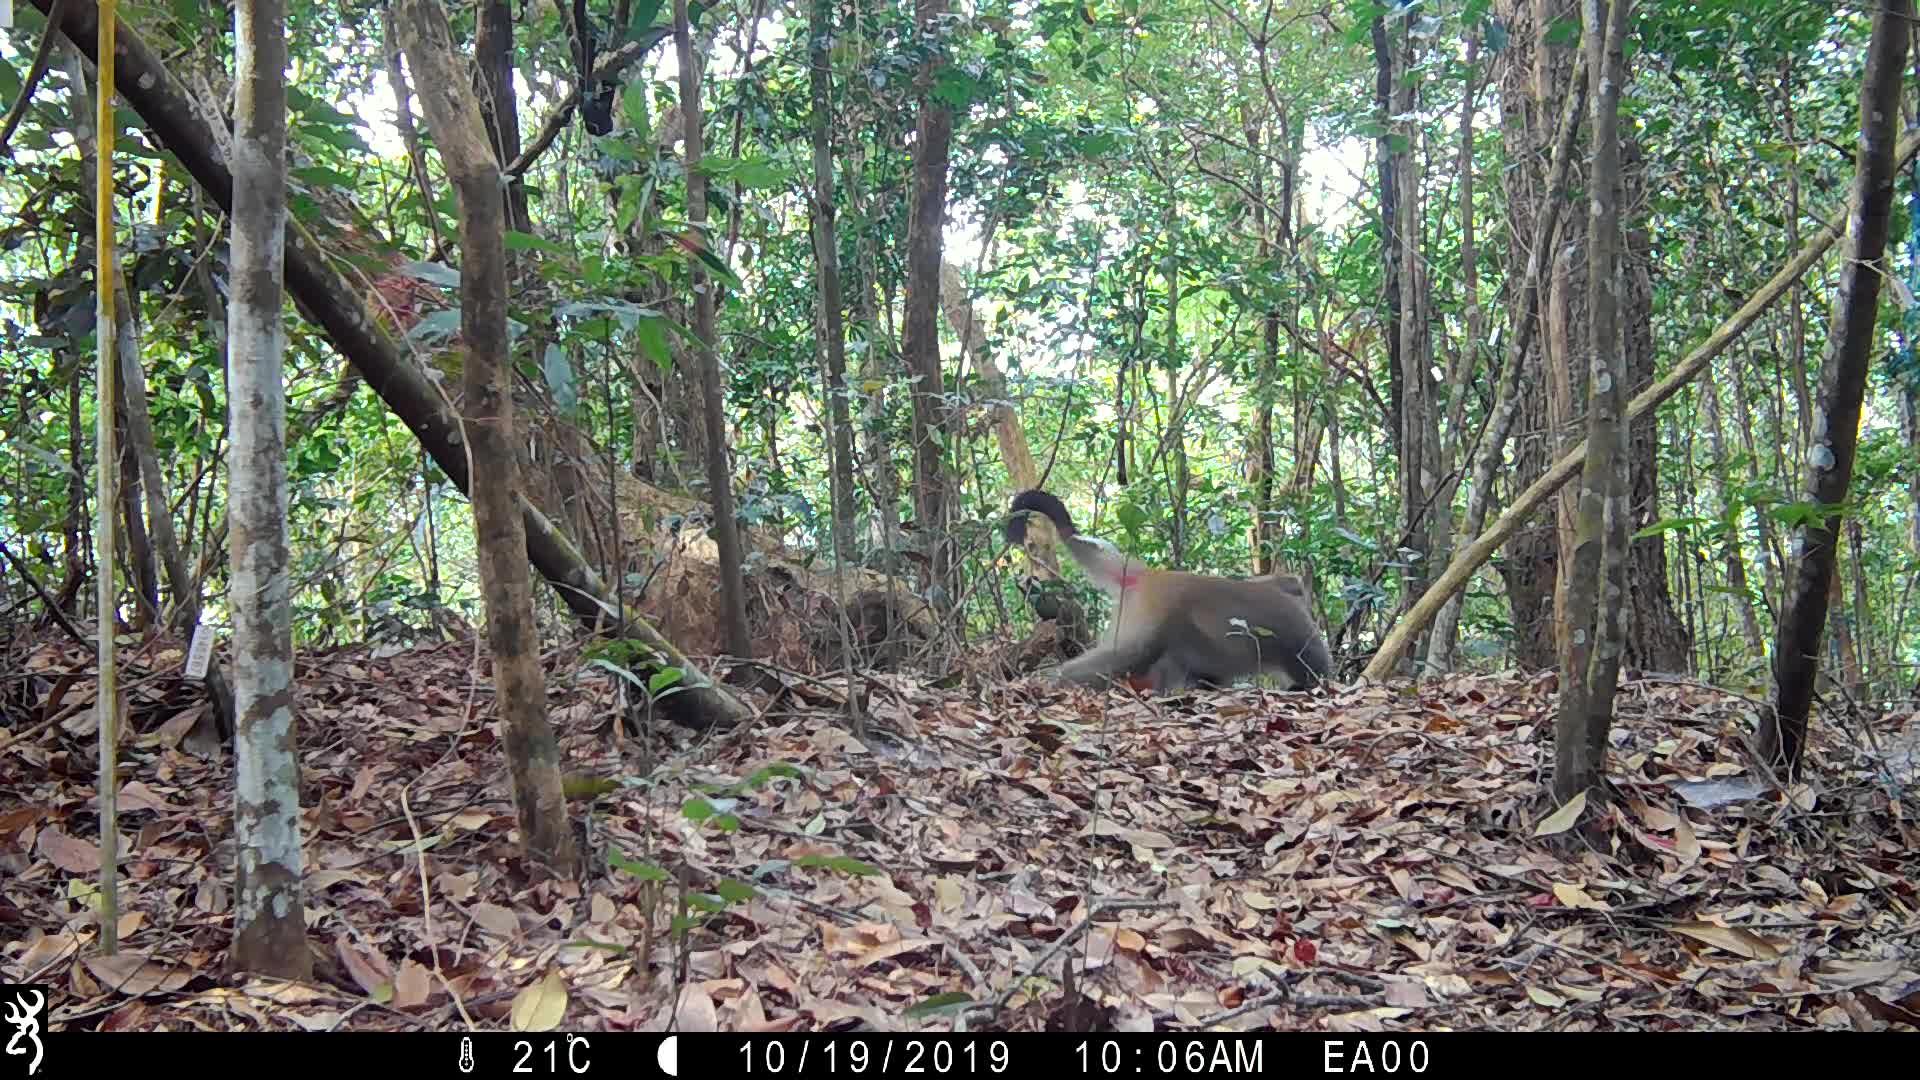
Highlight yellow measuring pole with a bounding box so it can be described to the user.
[94,0,121,956]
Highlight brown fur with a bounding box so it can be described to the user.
[1007,490,1332,694]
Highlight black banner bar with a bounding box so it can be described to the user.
[15,1029,1854,1080]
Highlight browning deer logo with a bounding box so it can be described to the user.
[2,988,44,1078]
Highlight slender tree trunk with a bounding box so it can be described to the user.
[1621,149,1692,673]
[1846,518,1871,697]
[1759,0,1906,777]
[395,0,577,875]
[1780,58,1812,458]
[1495,0,1579,672]
[474,0,530,233]
[60,362,87,615]
[1164,198,1188,569]
[1552,0,1633,806]
[902,0,956,605]
[809,0,858,568]
[1394,25,1435,664]
[226,0,312,978]
[673,0,752,660]
[1700,376,1767,656]
[380,0,443,257]
[1428,31,1484,673]
[1827,559,1864,701]
[1904,388,1920,558]
[1370,12,1403,465]
[1728,353,1786,614]
[1246,105,1278,574]
[114,398,158,627]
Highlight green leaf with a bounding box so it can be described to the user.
[793,854,881,876]
[648,666,685,693]
[629,0,667,33]
[1632,514,1711,540]
[714,879,758,903]
[742,763,804,788]
[903,992,977,1019]
[607,851,672,881]
[289,165,357,190]
[406,309,463,345]
[1545,14,1581,46]
[636,316,675,371]
[621,83,652,144]
[505,231,567,256]
[397,260,463,288]
[543,344,577,412]
[690,241,745,293]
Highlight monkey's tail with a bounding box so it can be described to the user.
[1006,488,1140,594]
[1006,489,1079,543]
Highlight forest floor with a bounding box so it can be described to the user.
[2,622,1918,1033]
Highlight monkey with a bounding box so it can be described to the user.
[1005,489,1333,695]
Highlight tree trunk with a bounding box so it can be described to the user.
[1551,0,1633,807]
[395,0,577,876]
[1758,0,1905,778]
[1163,199,1188,569]
[1393,24,1436,665]
[226,0,313,979]
[1846,518,1871,697]
[810,0,858,570]
[1621,154,1692,673]
[673,0,752,662]
[1370,12,1403,467]
[114,395,158,627]
[1427,29,1484,673]
[1905,387,1920,558]
[1495,0,1579,672]
[902,0,956,606]
[1245,105,1278,575]
[1699,375,1767,656]
[474,0,530,233]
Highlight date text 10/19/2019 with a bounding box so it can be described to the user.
[731,1037,1431,1076]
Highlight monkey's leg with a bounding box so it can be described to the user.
[1052,631,1164,688]
[1144,651,1197,695]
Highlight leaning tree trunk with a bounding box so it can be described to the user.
[1758,0,1909,779]
[32,0,751,731]
[395,0,577,876]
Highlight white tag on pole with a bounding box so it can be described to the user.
[186,623,216,681]
[0,1,14,30]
